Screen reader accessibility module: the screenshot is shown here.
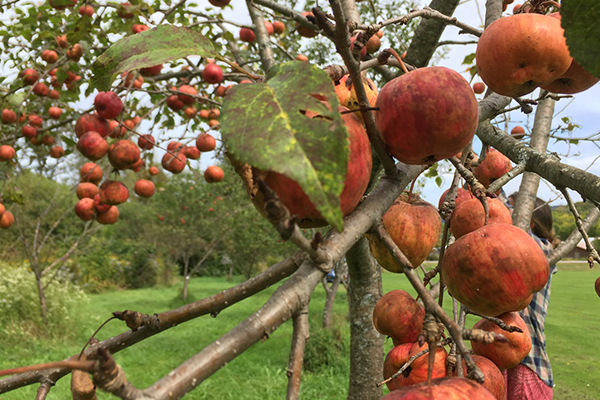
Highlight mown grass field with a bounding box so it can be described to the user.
[0,261,598,399]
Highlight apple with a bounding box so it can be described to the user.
[297,12,318,38]
[108,120,125,138]
[49,146,64,159]
[140,64,162,76]
[122,72,143,88]
[132,24,149,34]
[262,106,372,228]
[437,187,472,210]
[454,355,505,400]
[349,36,367,59]
[94,92,123,120]
[239,27,255,43]
[149,166,159,176]
[367,193,441,272]
[99,180,129,205]
[475,14,571,97]
[162,151,187,174]
[372,290,424,345]
[214,85,227,97]
[473,149,512,188]
[595,276,600,297]
[473,82,486,94]
[204,165,224,183]
[134,179,155,198]
[510,126,525,139]
[208,109,220,119]
[66,43,83,61]
[96,206,119,225]
[296,54,308,62]
[264,21,274,35]
[442,223,550,317]
[49,107,62,120]
[93,194,111,213]
[79,5,94,16]
[198,109,210,120]
[75,113,110,138]
[334,73,378,124]
[0,145,16,161]
[22,126,37,138]
[196,133,216,152]
[177,85,197,104]
[0,203,4,215]
[28,115,43,127]
[41,135,55,146]
[167,141,184,151]
[137,134,155,150]
[56,35,68,48]
[376,66,478,164]
[383,342,448,390]
[184,107,196,119]
[48,0,76,10]
[380,377,496,399]
[21,69,39,85]
[74,198,95,221]
[108,140,141,170]
[381,343,412,391]
[202,63,223,85]
[2,109,16,124]
[49,90,60,99]
[366,35,381,53]
[471,312,532,370]
[450,197,512,239]
[33,82,49,96]
[273,21,285,34]
[80,162,103,184]
[129,158,144,172]
[184,146,201,160]
[167,95,184,111]
[0,211,14,229]
[117,2,134,18]
[76,183,100,199]
[208,0,230,6]
[77,131,108,161]
[41,50,58,64]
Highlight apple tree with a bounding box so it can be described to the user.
[1,0,600,399]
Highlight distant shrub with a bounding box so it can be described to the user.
[303,320,349,373]
[0,263,87,341]
[123,251,158,289]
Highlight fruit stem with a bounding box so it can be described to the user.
[384,48,409,75]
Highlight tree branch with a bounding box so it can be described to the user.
[286,305,309,400]
[548,207,600,265]
[246,1,276,72]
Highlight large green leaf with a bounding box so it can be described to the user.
[91,25,216,91]
[561,0,600,78]
[220,62,349,231]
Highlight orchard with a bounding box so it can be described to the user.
[1,0,600,399]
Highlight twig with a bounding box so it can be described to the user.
[464,308,524,333]
[487,162,526,194]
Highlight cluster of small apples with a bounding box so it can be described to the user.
[476,10,599,97]
[239,20,285,43]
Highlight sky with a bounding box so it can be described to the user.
[3,0,599,207]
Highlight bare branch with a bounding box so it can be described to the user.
[286,305,309,400]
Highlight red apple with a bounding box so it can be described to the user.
[372,290,424,345]
[149,166,159,175]
[297,12,318,38]
[21,68,39,85]
[367,193,441,272]
[137,134,155,150]
[49,90,60,99]
[384,342,448,390]
[132,24,149,34]
[94,92,123,120]
[510,126,526,139]
[473,149,512,188]
[96,206,119,225]
[442,224,550,317]
[49,146,65,159]
[239,27,255,43]
[196,133,216,152]
[0,211,14,229]
[22,125,37,139]
[80,162,102,184]
[273,21,285,34]
[162,151,187,174]
[376,66,478,164]
[184,146,201,160]
[41,50,58,64]
[33,82,49,97]
[595,276,600,297]
[166,95,184,111]
[202,63,223,85]
[66,43,83,61]
[93,194,111,213]
[473,82,486,94]
[0,145,16,161]
[117,2,134,18]
[134,179,155,198]
[99,180,129,205]
[208,0,230,6]
[438,187,472,210]
[140,64,162,76]
[380,377,496,400]
[75,113,110,138]
[77,131,108,161]
[455,355,505,400]
[76,183,99,199]
[74,198,95,221]
[49,107,62,120]
[450,197,512,239]
[79,5,94,16]
[366,35,381,53]
[2,109,16,124]
[475,14,571,97]
[204,165,224,183]
[108,140,140,170]
[177,85,197,104]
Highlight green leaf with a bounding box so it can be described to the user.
[462,53,476,65]
[66,15,93,44]
[91,25,216,91]
[561,0,600,78]
[220,61,348,231]
[435,176,443,187]
[6,187,24,205]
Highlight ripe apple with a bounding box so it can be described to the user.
[117,2,134,18]
[471,312,532,370]
[381,343,412,391]
[380,376,496,400]
[196,133,216,152]
[366,35,381,53]
[454,355,505,400]
[49,90,60,99]
[208,0,230,6]
[367,193,441,272]
[273,21,285,34]
[349,36,367,59]
[49,146,65,159]
[77,131,108,161]
[183,107,196,119]
[149,166,159,175]
[595,276,600,297]
[108,140,141,170]
[75,113,110,138]
[437,187,472,210]
[442,223,550,317]
[80,162,102,184]
[384,342,448,390]
[48,107,62,120]
[184,146,201,160]
[0,145,16,161]
[134,179,155,198]
[48,0,76,10]
[33,82,49,97]
[93,194,111,213]
[376,66,478,164]
[28,115,43,127]
[372,290,424,345]
[21,69,39,85]
[94,92,123,120]
[108,120,125,138]
[0,211,15,229]
[450,197,512,239]
[2,109,16,124]
[167,95,184,111]
[137,134,155,150]
[510,126,525,139]
[22,126,37,139]
[76,182,99,199]
[475,14,571,97]
[296,54,308,62]
[41,50,58,64]
[162,151,187,174]
[74,198,95,221]
[177,85,197,104]
[99,180,129,205]
[56,35,68,48]
[473,82,486,94]
[167,141,184,151]
[264,21,274,35]
[297,12,318,38]
[473,149,512,188]
[79,5,94,16]
[139,64,162,77]
[204,165,224,183]
[262,107,372,228]
[41,135,55,146]
[66,43,83,61]
[334,74,378,124]
[202,63,223,85]
[96,206,119,225]
[239,27,255,43]
[132,24,149,34]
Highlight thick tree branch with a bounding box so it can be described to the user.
[286,305,309,400]
[246,1,276,72]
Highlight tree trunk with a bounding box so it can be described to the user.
[35,272,48,326]
[346,238,383,400]
[182,256,190,301]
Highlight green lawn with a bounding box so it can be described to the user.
[0,262,599,399]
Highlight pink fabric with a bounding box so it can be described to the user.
[503,364,553,400]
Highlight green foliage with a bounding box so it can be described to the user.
[303,318,349,373]
[0,263,87,341]
[561,0,600,79]
[552,201,600,241]
[91,25,216,91]
[221,61,348,231]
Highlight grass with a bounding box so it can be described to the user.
[0,261,599,399]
